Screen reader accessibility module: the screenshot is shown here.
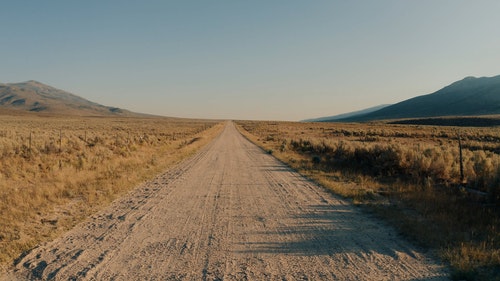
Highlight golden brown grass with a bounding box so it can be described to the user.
[0,114,223,269]
[236,120,500,281]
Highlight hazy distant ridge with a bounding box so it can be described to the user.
[338,75,500,122]
[0,81,139,116]
[304,104,391,122]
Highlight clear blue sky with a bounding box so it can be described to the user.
[1,1,500,120]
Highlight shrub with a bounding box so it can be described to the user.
[312,155,321,164]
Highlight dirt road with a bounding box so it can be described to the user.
[6,122,447,280]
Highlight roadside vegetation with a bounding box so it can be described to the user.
[236,120,500,280]
[0,114,223,269]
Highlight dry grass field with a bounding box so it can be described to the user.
[236,120,500,280]
[0,114,223,269]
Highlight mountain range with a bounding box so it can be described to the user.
[0,81,141,117]
[310,75,500,123]
[3,75,500,122]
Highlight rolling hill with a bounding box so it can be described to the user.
[338,75,500,122]
[0,80,141,116]
[304,104,391,122]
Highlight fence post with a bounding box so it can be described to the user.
[458,132,464,183]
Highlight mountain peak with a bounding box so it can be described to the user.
[337,74,500,122]
[462,76,477,80]
[444,74,500,92]
[0,81,140,117]
[25,80,42,84]
[6,80,44,86]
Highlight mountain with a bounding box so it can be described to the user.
[0,80,140,116]
[304,104,391,122]
[339,75,500,122]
